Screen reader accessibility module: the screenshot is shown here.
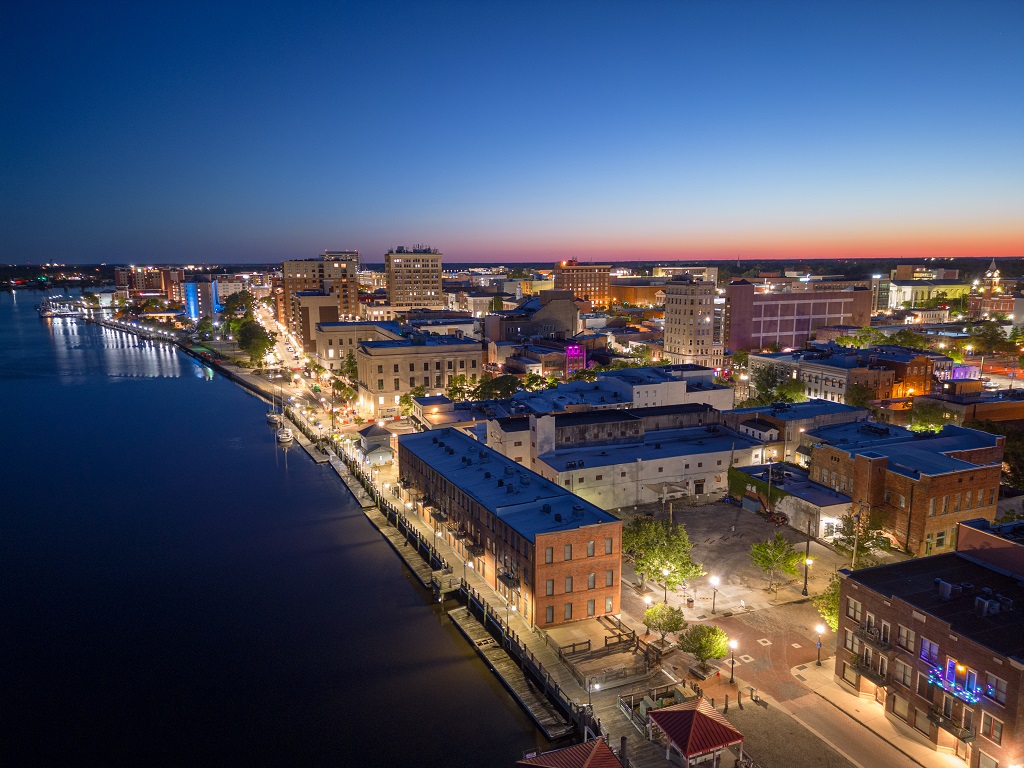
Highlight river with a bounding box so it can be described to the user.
[1,290,544,766]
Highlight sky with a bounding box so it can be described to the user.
[2,0,1023,265]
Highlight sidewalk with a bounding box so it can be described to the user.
[791,658,963,768]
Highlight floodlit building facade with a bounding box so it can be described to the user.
[385,246,443,308]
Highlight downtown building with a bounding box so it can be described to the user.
[280,251,361,348]
[385,246,444,308]
[662,275,723,368]
[552,259,611,310]
[355,334,482,420]
[724,279,872,352]
[835,518,1024,768]
[398,427,622,628]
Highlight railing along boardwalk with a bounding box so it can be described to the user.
[448,607,574,740]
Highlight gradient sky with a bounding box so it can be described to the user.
[2,0,1023,264]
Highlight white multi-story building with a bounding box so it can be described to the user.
[663,276,723,368]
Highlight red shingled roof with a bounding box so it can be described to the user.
[647,697,743,759]
[516,738,622,768]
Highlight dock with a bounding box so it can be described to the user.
[362,507,435,588]
[449,607,575,740]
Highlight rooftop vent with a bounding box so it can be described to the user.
[432,436,438,444]
[498,479,504,487]
[484,472,491,479]
[542,503,552,514]
[507,484,516,494]
[554,513,562,522]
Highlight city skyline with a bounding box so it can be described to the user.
[3,1,1023,264]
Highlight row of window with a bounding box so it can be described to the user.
[544,597,615,623]
[545,570,615,595]
[543,539,614,562]
[378,360,478,374]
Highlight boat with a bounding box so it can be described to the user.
[276,427,294,444]
[266,387,284,425]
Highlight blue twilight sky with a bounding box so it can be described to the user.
[2,0,1023,264]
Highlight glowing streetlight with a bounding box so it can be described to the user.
[661,567,670,603]
[709,576,720,614]
[815,625,825,666]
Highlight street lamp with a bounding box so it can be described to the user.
[815,625,825,666]
[709,576,720,614]
[463,559,474,582]
[661,568,670,603]
[588,677,600,707]
[729,640,738,683]
[801,557,813,597]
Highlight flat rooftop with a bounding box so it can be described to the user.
[399,429,618,542]
[850,553,1024,658]
[539,425,759,471]
[731,400,866,422]
[361,335,479,349]
[736,464,851,509]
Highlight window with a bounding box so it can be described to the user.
[393,378,400,389]
[377,365,383,374]
[981,713,1003,745]
[565,576,573,593]
[920,638,939,664]
[545,606,554,624]
[899,495,906,509]
[978,754,997,768]
[545,579,554,596]
[393,364,399,373]
[986,673,1007,705]
[897,624,915,652]
[587,540,595,557]
[892,695,910,721]
[459,359,465,369]
[894,659,912,687]
[605,537,613,555]
[843,630,860,653]
[564,544,572,561]
[544,547,553,564]
[847,598,863,622]
[587,599,595,617]
[377,379,384,389]
[606,569,614,587]
[605,596,613,613]
[936,530,946,549]
[916,672,931,698]
[564,603,573,621]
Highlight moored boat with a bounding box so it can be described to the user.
[276,427,294,444]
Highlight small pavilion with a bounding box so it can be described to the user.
[646,697,744,766]
[516,738,623,768]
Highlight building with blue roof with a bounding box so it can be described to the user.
[398,428,621,628]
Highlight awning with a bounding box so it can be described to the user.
[647,697,743,760]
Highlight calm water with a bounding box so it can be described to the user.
[1,290,543,766]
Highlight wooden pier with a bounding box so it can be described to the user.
[449,607,574,741]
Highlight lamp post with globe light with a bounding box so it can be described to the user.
[710,576,720,614]
[815,625,825,666]
[729,640,738,683]
[661,568,670,603]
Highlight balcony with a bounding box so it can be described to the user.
[928,707,975,742]
[852,657,889,686]
[854,624,892,651]
[497,570,521,588]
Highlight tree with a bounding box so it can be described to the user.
[569,367,599,383]
[644,603,686,643]
[748,364,788,405]
[398,385,426,416]
[623,518,705,589]
[445,374,473,402]
[730,350,749,369]
[472,373,521,400]
[845,383,875,408]
[522,372,546,391]
[889,329,929,350]
[748,531,802,590]
[907,399,949,433]
[834,506,891,560]
[813,573,841,632]
[237,319,276,363]
[776,378,808,402]
[196,316,214,339]
[677,624,729,672]
[342,351,358,381]
[222,289,255,317]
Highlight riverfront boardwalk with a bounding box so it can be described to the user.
[449,607,574,740]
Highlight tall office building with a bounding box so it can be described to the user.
[281,251,360,344]
[385,246,443,307]
[663,275,723,368]
[552,259,611,309]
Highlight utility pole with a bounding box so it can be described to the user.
[802,517,813,596]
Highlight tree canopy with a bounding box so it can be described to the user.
[813,573,841,632]
[237,319,276,363]
[748,531,802,590]
[643,603,686,643]
[622,517,705,589]
[907,399,949,433]
[677,624,729,671]
[834,505,891,561]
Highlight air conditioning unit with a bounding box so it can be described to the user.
[937,580,954,601]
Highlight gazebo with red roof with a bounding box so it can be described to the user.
[646,697,744,766]
[515,738,623,768]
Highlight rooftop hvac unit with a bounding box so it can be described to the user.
[506,484,515,494]
[937,580,953,601]
[996,595,1014,611]
[541,503,552,514]
[975,597,1000,617]
[554,513,562,522]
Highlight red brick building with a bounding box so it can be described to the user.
[836,518,1024,768]
[398,428,622,627]
[805,422,1004,556]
